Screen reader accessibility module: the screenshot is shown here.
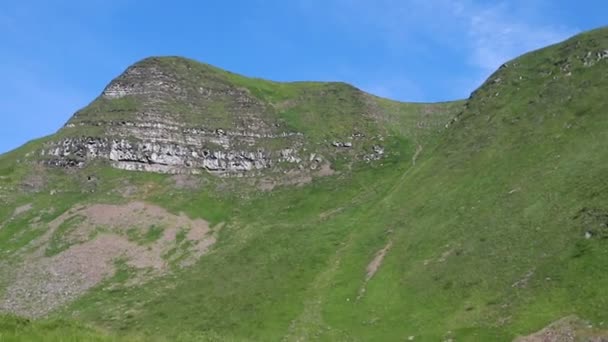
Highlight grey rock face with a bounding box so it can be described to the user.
[582,49,608,67]
[40,57,384,176]
[102,62,184,100]
[41,135,307,175]
[332,141,353,148]
[364,145,385,162]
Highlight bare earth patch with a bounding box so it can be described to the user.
[365,241,393,281]
[12,203,33,217]
[357,240,392,300]
[316,163,335,177]
[0,201,215,318]
[515,316,608,342]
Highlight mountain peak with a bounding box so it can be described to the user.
[37,57,460,178]
[100,56,235,101]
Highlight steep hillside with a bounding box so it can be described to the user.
[0,27,607,341]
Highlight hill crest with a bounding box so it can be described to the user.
[33,56,461,180]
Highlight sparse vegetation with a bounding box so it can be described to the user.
[45,215,86,256]
[126,224,165,245]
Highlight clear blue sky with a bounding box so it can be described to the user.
[1,0,606,153]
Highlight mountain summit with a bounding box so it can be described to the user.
[40,56,459,180]
[1,27,607,341]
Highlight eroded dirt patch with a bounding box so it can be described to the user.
[358,240,392,300]
[515,316,608,342]
[365,241,393,281]
[0,201,215,318]
[12,203,33,217]
[316,163,335,177]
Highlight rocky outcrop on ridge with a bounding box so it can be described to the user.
[39,57,387,176]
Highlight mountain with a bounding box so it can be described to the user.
[0,27,607,341]
[42,56,459,177]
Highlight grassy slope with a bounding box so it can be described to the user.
[1,28,607,341]
[0,58,459,342]
[304,27,608,341]
[0,315,128,342]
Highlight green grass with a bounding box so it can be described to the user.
[0,315,132,342]
[0,315,231,341]
[126,224,165,245]
[45,215,86,256]
[1,27,607,341]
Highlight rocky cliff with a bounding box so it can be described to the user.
[39,57,397,176]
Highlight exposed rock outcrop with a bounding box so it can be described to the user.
[39,57,387,176]
[41,136,311,174]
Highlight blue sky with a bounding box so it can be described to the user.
[1,0,606,153]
